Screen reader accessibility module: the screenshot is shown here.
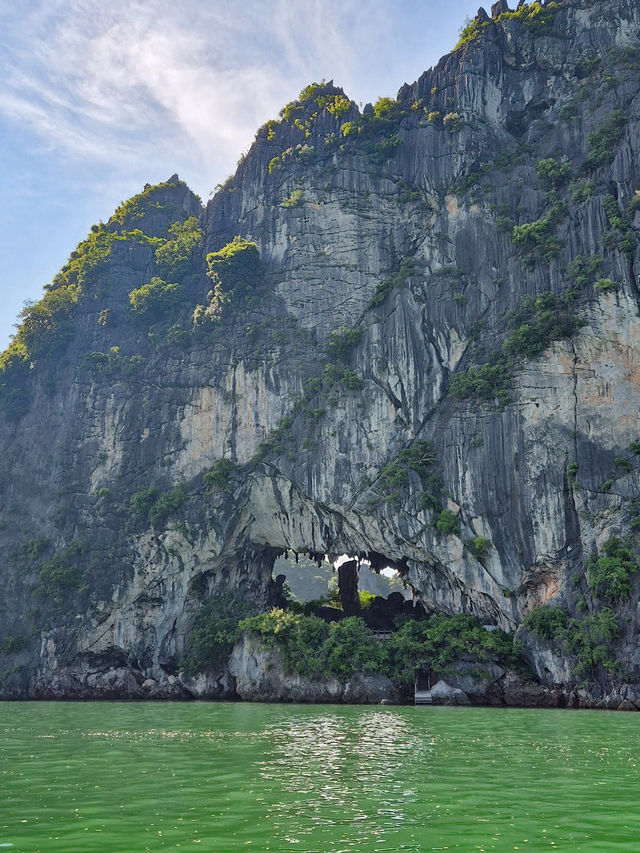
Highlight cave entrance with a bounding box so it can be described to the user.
[271,551,412,629]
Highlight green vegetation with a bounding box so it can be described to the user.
[600,194,635,255]
[568,254,603,287]
[35,539,88,604]
[377,439,442,508]
[46,224,160,295]
[3,213,159,377]
[279,82,348,123]
[610,46,640,72]
[240,609,333,679]
[154,216,203,279]
[614,456,632,472]
[454,2,560,51]
[279,90,404,162]
[512,201,566,260]
[580,109,627,172]
[253,414,297,460]
[129,483,187,528]
[49,227,118,290]
[253,356,368,461]
[464,537,491,560]
[560,103,580,122]
[436,509,460,536]
[384,614,521,690]
[203,459,238,492]
[0,284,79,377]
[0,635,28,655]
[206,236,261,292]
[525,604,620,678]
[82,347,144,376]
[0,211,167,409]
[526,605,568,644]
[327,326,363,360]
[628,191,640,218]
[196,237,263,322]
[442,112,463,131]
[453,145,530,194]
[536,158,572,189]
[372,97,399,121]
[110,179,187,232]
[594,278,618,293]
[603,195,626,231]
[327,95,352,118]
[573,55,601,79]
[281,189,303,208]
[454,16,489,50]
[358,589,376,610]
[129,277,181,318]
[236,609,521,689]
[321,363,365,391]
[181,594,259,676]
[587,538,639,601]
[571,180,595,203]
[369,258,415,307]
[501,292,584,360]
[495,2,561,34]
[449,292,583,404]
[448,358,512,405]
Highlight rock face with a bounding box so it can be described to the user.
[343,673,401,705]
[427,680,472,706]
[229,635,344,703]
[1,0,640,703]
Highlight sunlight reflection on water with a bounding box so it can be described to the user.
[1,703,640,851]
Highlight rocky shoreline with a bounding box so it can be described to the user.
[3,634,639,711]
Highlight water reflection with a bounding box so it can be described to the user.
[1,704,640,851]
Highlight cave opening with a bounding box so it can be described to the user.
[270,550,421,632]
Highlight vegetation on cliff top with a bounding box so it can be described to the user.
[0,179,202,419]
[455,2,562,51]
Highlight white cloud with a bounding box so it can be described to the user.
[0,0,414,191]
[1,0,484,203]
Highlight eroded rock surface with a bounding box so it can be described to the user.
[1,0,640,704]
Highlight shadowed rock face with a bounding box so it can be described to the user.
[338,560,361,616]
[1,0,640,701]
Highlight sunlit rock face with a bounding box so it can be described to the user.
[1,0,640,700]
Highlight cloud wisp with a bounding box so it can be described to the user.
[1,0,419,192]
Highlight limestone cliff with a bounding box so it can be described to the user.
[1,0,640,705]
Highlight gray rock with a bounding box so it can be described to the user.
[442,662,505,697]
[343,673,401,704]
[229,636,343,703]
[428,680,471,706]
[1,0,640,704]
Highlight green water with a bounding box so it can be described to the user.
[1,703,639,852]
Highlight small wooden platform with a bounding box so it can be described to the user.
[371,630,393,641]
[414,668,432,704]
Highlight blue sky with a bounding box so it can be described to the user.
[0,0,481,348]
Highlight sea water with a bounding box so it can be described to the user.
[1,701,638,851]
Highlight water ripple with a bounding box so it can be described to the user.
[0,704,639,851]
